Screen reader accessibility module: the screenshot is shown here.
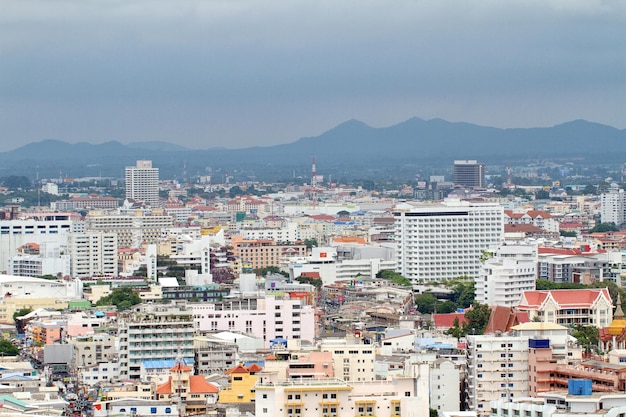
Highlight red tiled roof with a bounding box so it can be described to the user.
[300,272,321,279]
[433,312,468,329]
[504,224,545,233]
[156,380,171,395]
[484,306,530,334]
[526,210,554,219]
[519,289,612,309]
[538,247,583,255]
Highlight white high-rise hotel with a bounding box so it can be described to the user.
[394,199,504,282]
[125,160,159,207]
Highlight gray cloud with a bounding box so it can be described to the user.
[0,0,624,151]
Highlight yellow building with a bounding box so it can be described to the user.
[218,363,263,403]
[0,297,69,324]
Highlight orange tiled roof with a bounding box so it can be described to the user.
[247,363,263,372]
[189,375,219,393]
[170,362,193,372]
[225,364,249,374]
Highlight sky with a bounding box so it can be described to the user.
[0,0,624,152]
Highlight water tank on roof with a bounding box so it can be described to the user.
[568,379,592,396]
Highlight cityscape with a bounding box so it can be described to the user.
[1,156,626,417]
[2,1,626,417]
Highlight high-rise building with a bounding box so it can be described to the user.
[465,334,529,415]
[125,160,159,207]
[476,240,537,307]
[68,232,118,278]
[394,199,504,282]
[601,183,626,226]
[454,160,485,188]
[118,302,195,380]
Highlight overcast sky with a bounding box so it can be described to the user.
[0,0,624,151]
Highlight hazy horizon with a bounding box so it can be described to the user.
[1,0,624,152]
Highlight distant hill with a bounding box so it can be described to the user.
[1,118,624,180]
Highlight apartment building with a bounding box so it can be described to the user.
[0,213,73,274]
[118,302,195,380]
[394,199,504,282]
[194,335,239,375]
[193,295,316,346]
[68,232,118,278]
[320,340,376,382]
[465,334,529,415]
[601,184,626,225]
[254,371,429,417]
[125,160,160,207]
[476,241,537,307]
[85,210,173,248]
[232,237,306,270]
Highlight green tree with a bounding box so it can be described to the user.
[465,303,491,335]
[445,317,466,339]
[560,230,578,237]
[377,270,412,286]
[229,185,244,198]
[590,222,619,233]
[0,339,19,356]
[303,238,318,250]
[415,293,438,314]
[582,184,597,195]
[254,266,288,277]
[336,210,350,217]
[535,189,550,200]
[12,307,32,323]
[95,287,142,311]
[571,324,599,353]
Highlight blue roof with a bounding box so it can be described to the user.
[142,358,194,369]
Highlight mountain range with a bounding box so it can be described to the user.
[1,117,625,181]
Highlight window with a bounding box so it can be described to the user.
[165,408,171,414]
[151,408,157,414]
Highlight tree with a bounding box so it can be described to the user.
[0,339,19,356]
[303,238,318,250]
[465,303,491,335]
[582,184,597,195]
[590,222,619,233]
[377,269,412,286]
[445,317,465,339]
[571,325,599,353]
[415,293,438,314]
[560,230,577,237]
[336,210,350,217]
[95,287,142,311]
[229,185,244,198]
[535,189,550,200]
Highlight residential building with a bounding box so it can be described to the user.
[85,210,173,248]
[68,232,118,278]
[254,369,429,417]
[0,212,73,274]
[193,295,316,346]
[476,241,537,307]
[156,362,219,416]
[194,335,239,376]
[118,302,195,380]
[394,199,504,282]
[504,210,559,234]
[517,288,613,327]
[320,340,376,382]
[9,241,71,277]
[465,334,529,415]
[125,160,160,207]
[232,237,306,270]
[430,359,461,415]
[601,184,626,225]
[219,363,263,404]
[454,160,485,189]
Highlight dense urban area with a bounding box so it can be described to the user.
[2,158,626,417]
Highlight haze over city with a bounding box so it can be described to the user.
[1,0,625,152]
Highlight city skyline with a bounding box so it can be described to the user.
[1,0,624,152]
